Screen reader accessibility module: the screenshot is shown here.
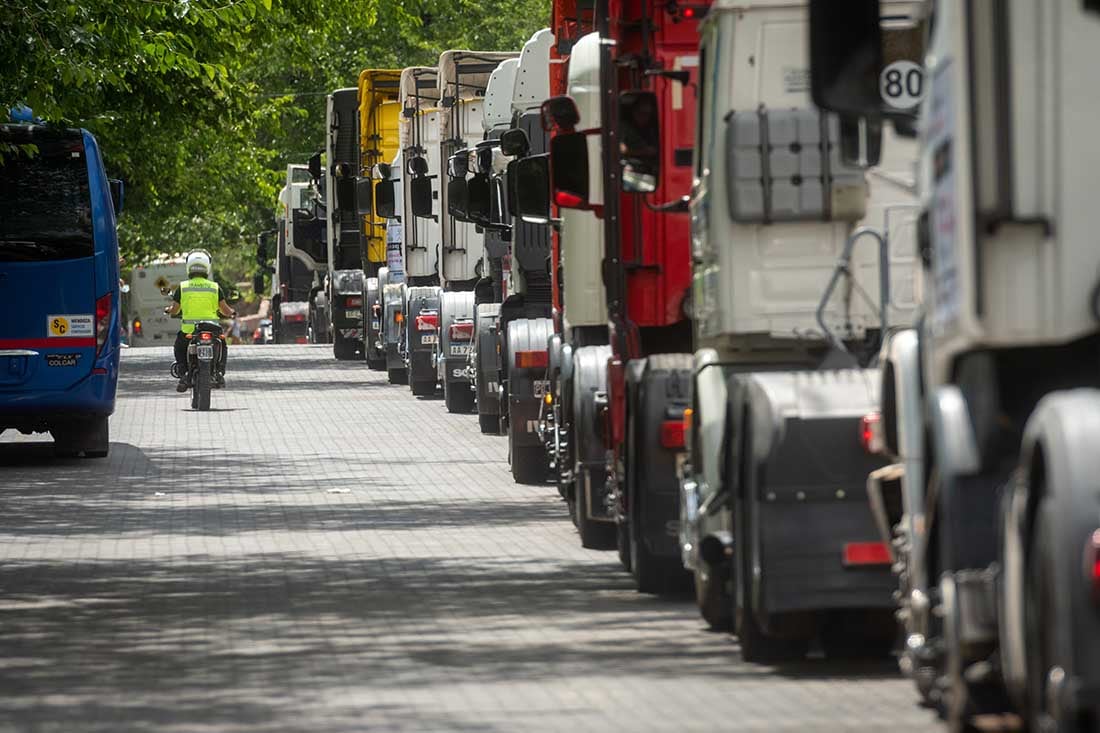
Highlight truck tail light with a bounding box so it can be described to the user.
[860,412,882,454]
[449,321,474,340]
[346,296,363,307]
[284,314,306,323]
[416,310,439,331]
[95,293,112,355]
[1087,530,1100,607]
[842,542,891,567]
[555,191,585,208]
[660,420,685,449]
[514,350,548,369]
[132,318,143,337]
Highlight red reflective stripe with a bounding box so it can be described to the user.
[842,542,891,566]
[0,338,97,349]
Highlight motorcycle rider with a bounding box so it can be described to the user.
[165,250,236,392]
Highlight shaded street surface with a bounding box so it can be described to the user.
[0,346,939,732]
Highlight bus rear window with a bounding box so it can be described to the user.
[0,129,94,262]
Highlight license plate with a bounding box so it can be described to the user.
[421,334,437,345]
[533,379,549,397]
[371,320,380,331]
[346,309,362,320]
[450,344,471,356]
[197,345,214,359]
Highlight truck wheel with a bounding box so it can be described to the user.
[478,413,499,434]
[410,379,436,397]
[444,381,475,414]
[630,503,689,595]
[695,565,733,631]
[387,368,408,385]
[367,356,386,371]
[1026,500,1058,733]
[52,416,109,459]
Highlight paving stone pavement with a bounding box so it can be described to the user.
[0,345,941,733]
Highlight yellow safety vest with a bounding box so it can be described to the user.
[179,277,220,334]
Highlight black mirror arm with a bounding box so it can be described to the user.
[645,195,690,214]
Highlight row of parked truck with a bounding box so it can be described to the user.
[257,1,1100,730]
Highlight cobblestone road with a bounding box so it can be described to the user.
[0,346,940,732]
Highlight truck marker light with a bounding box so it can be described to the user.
[133,319,143,337]
[660,420,686,449]
[95,293,112,355]
[842,542,891,567]
[395,312,404,324]
[544,392,553,406]
[515,350,549,369]
[860,412,883,454]
[346,296,363,307]
[1087,529,1100,607]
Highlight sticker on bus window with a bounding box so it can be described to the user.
[47,315,94,337]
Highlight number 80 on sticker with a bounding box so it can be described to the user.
[880,60,924,111]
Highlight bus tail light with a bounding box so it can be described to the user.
[95,293,112,355]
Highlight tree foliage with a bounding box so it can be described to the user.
[1,0,549,280]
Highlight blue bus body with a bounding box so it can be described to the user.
[0,123,122,454]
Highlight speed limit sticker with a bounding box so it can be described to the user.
[880,60,925,110]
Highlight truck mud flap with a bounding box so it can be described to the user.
[505,317,554,449]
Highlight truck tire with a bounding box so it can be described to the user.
[479,413,499,434]
[52,417,109,459]
[444,380,475,414]
[367,355,386,371]
[630,499,690,595]
[695,564,732,631]
[333,334,358,360]
[387,367,408,385]
[411,379,436,397]
[510,429,546,484]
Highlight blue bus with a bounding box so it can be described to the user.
[0,114,123,458]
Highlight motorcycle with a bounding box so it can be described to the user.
[170,320,225,411]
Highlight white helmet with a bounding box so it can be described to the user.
[186,250,211,278]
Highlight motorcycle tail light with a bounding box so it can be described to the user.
[200,332,213,342]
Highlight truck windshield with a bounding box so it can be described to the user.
[0,128,94,262]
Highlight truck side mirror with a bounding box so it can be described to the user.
[356,177,373,216]
[252,273,265,295]
[619,91,660,193]
[308,151,323,182]
[500,128,530,157]
[411,177,433,218]
[549,133,590,208]
[541,95,581,132]
[375,162,392,179]
[809,0,883,117]
[447,176,471,220]
[256,231,270,265]
[108,179,124,214]
[513,153,551,223]
[376,179,396,219]
[336,176,357,214]
[467,174,491,223]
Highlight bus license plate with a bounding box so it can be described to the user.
[197,345,214,360]
[450,344,471,356]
